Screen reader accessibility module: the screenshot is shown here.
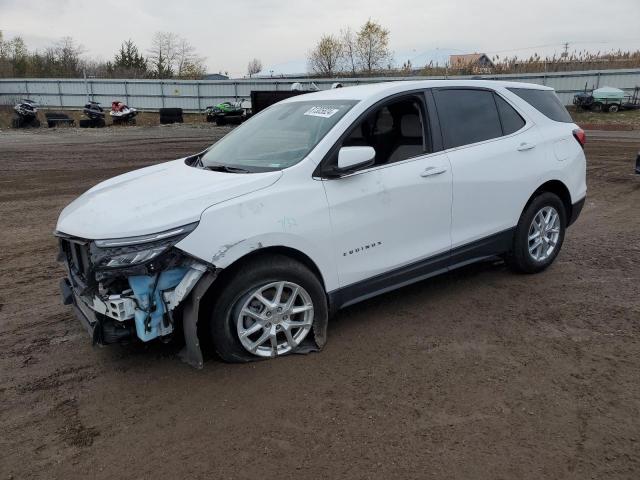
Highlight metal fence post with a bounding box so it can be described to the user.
[197,82,201,111]
[57,80,63,108]
[160,81,165,108]
[596,72,601,88]
[234,81,238,101]
[124,80,129,105]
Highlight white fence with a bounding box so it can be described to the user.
[1,69,639,111]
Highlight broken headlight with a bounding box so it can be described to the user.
[94,222,198,269]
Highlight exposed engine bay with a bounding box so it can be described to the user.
[56,223,216,367]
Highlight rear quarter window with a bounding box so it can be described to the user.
[507,88,573,123]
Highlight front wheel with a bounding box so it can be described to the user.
[506,192,566,273]
[209,255,327,362]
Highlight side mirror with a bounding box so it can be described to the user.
[335,146,375,174]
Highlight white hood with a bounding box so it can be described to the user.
[56,159,282,239]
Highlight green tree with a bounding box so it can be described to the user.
[113,39,147,77]
[308,34,343,76]
[355,20,391,74]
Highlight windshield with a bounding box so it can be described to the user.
[200,100,357,172]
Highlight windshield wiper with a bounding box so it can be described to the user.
[204,164,251,174]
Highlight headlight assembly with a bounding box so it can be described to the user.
[94,222,198,269]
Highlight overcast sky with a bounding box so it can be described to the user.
[2,0,639,77]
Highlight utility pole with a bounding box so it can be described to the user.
[561,42,569,60]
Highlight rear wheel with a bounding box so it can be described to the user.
[608,104,620,113]
[506,192,566,273]
[209,255,327,362]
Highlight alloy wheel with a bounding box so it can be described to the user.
[236,281,314,357]
[527,206,561,262]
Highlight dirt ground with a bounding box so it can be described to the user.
[0,125,639,479]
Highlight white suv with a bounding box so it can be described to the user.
[56,80,587,367]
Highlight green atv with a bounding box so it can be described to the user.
[204,100,250,125]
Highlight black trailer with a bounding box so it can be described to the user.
[249,90,312,115]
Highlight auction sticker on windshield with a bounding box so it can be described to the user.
[304,106,341,118]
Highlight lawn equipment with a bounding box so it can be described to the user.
[12,99,40,128]
[110,101,138,125]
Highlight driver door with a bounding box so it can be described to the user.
[320,92,452,300]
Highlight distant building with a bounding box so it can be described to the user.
[449,53,494,73]
[202,73,229,80]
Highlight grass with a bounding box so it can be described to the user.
[568,106,640,130]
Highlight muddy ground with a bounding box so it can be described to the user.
[0,125,638,479]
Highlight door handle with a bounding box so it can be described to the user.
[517,142,536,151]
[420,166,447,177]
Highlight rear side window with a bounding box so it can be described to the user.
[507,87,572,123]
[495,95,526,134]
[433,89,502,149]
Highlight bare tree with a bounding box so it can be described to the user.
[247,58,262,77]
[340,27,357,75]
[308,34,343,76]
[175,37,206,78]
[147,32,178,78]
[355,20,391,74]
[147,32,205,79]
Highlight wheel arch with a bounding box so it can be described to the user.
[526,179,573,222]
[217,245,327,290]
[195,245,331,353]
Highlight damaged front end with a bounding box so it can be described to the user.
[56,222,216,368]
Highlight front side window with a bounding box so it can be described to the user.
[434,89,503,149]
[338,95,429,167]
[200,100,357,172]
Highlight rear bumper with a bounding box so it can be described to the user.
[568,196,586,227]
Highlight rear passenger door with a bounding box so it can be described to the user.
[433,88,541,251]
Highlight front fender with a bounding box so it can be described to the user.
[174,176,338,292]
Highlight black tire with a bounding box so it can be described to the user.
[11,116,23,129]
[47,121,54,128]
[209,255,328,363]
[30,118,41,128]
[506,192,567,274]
[607,104,620,113]
[591,102,603,113]
[79,119,92,128]
[215,117,226,126]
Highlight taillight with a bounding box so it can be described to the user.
[573,128,586,148]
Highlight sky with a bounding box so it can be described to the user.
[1,0,640,77]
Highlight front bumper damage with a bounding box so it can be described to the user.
[57,234,217,368]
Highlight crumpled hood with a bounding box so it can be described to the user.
[56,159,282,239]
